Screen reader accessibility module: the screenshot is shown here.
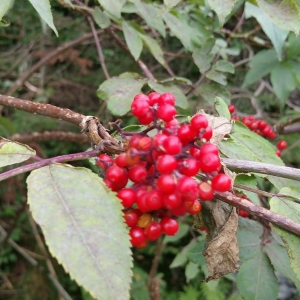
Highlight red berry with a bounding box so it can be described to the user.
[277,140,287,150]
[133,94,149,102]
[228,104,235,114]
[136,192,150,212]
[202,126,213,141]
[103,178,118,191]
[190,114,208,132]
[157,174,176,194]
[190,147,201,160]
[157,104,176,122]
[170,201,187,216]
[211,174,231,192]
[145,190,164,211]
[200,143,219,157]
[115,153,128,168]
[130,227,146,247]
[124,209,139,227]
[96,154,114,169]
[178,158,200,176]
[162,136,182,155]
[187,200,202,215]
[125,149,140,166]
[117,188,136,208]
[138,110,154,125]
[177,124,195,144]
[137,213,152,228]
[199,153,221,173]
[129,135,143,148]
[177,176,198,201]
[276,149,281,157]
[159,93,176,105]
[160,217,179,236]
[198,182,214,201]
[156,154,178,174]
[106,165,128,188]
[131,99,150,118]
[163,192,182,210]
[145,222,162,241]
[148,92,161,106]
[138,137,152,150]
[258,120,267,130]
[153,133,168,147]
[128,165,147,183]
[238,210,249,218]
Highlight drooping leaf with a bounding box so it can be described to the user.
[270,62,298,106]
[97,72,147,116]
[215,60,234,74]
[185,262,200,282]
[237,250,279,300]
[245,2,289,60]
[139,34,165,66]
[214,97,231,120]
[264,239,300,291]
[206,69,227,85]
[122,21,143,61]
[257,0,300,35]
[192,48,214,74]
[0,137,36,168]
[170,239,197,268]
[134,1,166,37]
[148,80,188,109]
[0,0,11,21]
[93,6,111,29]
[196,84,231,105]
[270,187,300,282]
[237,218,263,261]
[162,11,193,50]
[27,164,132,300]
[27,0,58,35]
[187,239,206,265]
[207,0,238,25]
[164,0,182,8]
[130,267,151,300]
[242,49,279,87]
[97,0,126,19]
[287,33,300,59]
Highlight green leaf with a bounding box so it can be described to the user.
[139,34,165,66]
[97,72,147,116]
[122,21,143,61]
[257,0,300,35]
[235,175,260,206]
[148,80,188,109]
[237,250,279,300]
[27,164,132,300]
[130,267,151,300]
[215,60,234,74]
[163,223,189,243]
[134,2,165,37]
[207,0,238,25]
[27,0,58,36]
[93,7,111,29]
[187,239,206,265]
[170,239,197,268]
[237,218,263,261]
[179,286,201,300]
[0,0,11,21]
[0,137,36,168]
[287,33,300,59]
[215,97,231,120]
[164,0,182,8]
[264,240,300,291]
[162,11,193,50]
[245,2,289,60]
[195,84,231,105]
[192,48,214,73]
[97,0,126,19]
[185,262,200,282]
[242,49,279,87]
[270,187,300,282]
[206,69,227,85]
[270,62,298,105]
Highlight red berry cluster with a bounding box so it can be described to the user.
[228,105,287,157]
[97,92,232,249]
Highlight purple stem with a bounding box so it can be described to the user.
[0,149,100,182]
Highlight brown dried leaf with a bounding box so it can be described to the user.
[201,200,239,281]
[198,109,233,145]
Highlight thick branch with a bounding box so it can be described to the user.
[215,192,300,235]
[7,29,104,96]
[222,158,300,181]
[0,94,84,125]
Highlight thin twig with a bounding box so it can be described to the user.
[87,16,110,79]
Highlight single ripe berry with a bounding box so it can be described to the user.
[153,133,168,147]
[177,176,198,201]
[125,149,140,166]
[148,92,161,106]
[163,192,182,210]
[160,217,179,236]
[145,222,162,241]
[103,178,118,191]
[117,188,136,208]
[124,209,139,227]
[187,200,202,215]
[277,140,287,150]
[190,147,201,160]
[178,158,200,176]
[200,143,219,157]
[190,114,208,132]
[202,126,213,141]
[138,110,154,125]
[145,190,163,211]
[156,154,178,174]
[106,165,128,188]
[115,153,128,168]
[199,153,221,173]
[131,99,150,118]
[162,136,182,155]
[276,149,281,157]
[170,201,187,216]
[129,135,143,148]
[228,104,235,114]
[211,174,231,192]
[128,165,147,183]
[96,154,114,169]
[177,124,195,144]
[157,104,176,122]
[198,182,214,201]
[159,93,176,105]
[129,227,146,247]
[157,174,176,194]
[138,137,152,150]
[136,192,150,212]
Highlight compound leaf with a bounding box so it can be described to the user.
[97,0,126,19]
[93,6,111,29]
